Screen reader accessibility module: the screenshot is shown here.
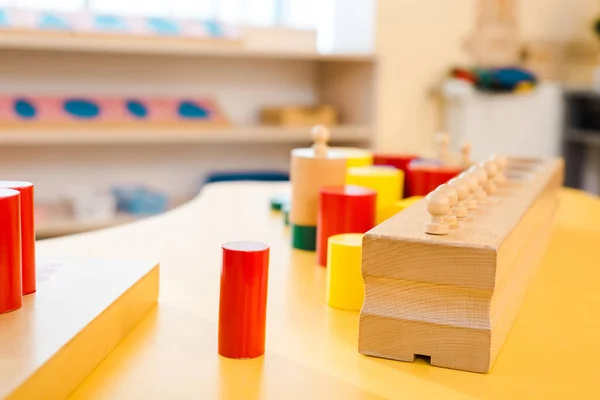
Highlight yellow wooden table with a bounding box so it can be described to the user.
[37,182,600,399]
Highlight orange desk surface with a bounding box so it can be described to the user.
[36,182,600,399]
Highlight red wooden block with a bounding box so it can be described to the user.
[0,189,23,314]
[317,185,377,267]
[406,161,463,197]
[0,181,36,294]
[219,241,270,359]
[373,153,418,197]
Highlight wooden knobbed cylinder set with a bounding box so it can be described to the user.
[0,181,36,315]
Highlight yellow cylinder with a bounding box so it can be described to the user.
[326,233,364,311]
[329,148,373,168]
[346,166,403,224]
[379,196,424,222]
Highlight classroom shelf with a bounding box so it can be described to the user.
[0,125,370,146]
[0,31,375,63]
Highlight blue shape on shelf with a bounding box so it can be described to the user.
[0,9,8,27]
[203,20,223,37]
[14,99,37,119]
[38,13,71,30]
[112,186,169,215]
[64,99,100,119]
[178,101,209,119]
[147,17,180,36]
[126,100,148,118]
[95,14,126,31]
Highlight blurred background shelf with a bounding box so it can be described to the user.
[0,125,371,146]
[36,213,137,239]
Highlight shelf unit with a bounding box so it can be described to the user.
[0,27,377,238]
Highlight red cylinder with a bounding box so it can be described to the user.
[317,185,377,267]
[0,181,35,294]
[0,189,23,314]
[373,154,418,197]
[407,162,463,196]
[219,241,269,359]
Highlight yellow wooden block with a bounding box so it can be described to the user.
[379,196,424,222]
[0,258,159,399]
[326,233,364,311]
[346,166,403,224]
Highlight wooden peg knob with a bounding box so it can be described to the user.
[467,165,488,202]
[311,125,330,157]
[436,184,458,226]
[489,154,507,185]
[424,190,450,235]
[447,177,469,217]
[482,161,498,194]
[458,171,478,209]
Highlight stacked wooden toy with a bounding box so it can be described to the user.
[359,155,564,373]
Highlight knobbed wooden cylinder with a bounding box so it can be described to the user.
[317,185,376,267]
[0,189,23,314]
[290,148,347,251]
[218,241,270,359]
[0,181,36,294]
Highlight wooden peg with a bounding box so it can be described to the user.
[490,154,508,185]
[424,190,450,235]
[467,165,488,203]
[458,171,479,209]
[447,177,469,217]
[311,125,330,157]
[436,184,458,227]
[482,160,498,194]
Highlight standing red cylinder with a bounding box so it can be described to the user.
[317,185,377,267]
[0,189,23,314]
[0,181,36,294]
[373,154,418,198]
[407,163,463,196]
[219,241,269,359]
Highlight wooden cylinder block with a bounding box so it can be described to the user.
[0,189,23,314]
[346,166,403,224]
[218,241,270,359]
[290,148,347,227]
[326,233,364,311]
[0,181,36,294]
[317,185,376,267]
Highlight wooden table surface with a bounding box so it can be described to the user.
[37,182,600,399]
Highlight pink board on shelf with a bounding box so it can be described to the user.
[0,95,228,126]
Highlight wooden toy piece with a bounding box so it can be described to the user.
[326,233,365,311]
[482,160,498,194]
[467,165,489,203]
[379,196,423,221]
[458,171,480,209]
[0,181,36,294]
[436,184,458,227]
[219,241,269,359]
[447,177,469,217]
[0,258,159,398]
[359,157,564,373]
[311,124,330,157]
[290,129,347,251]
[269,193,290,211]
[424,190,451,235]
[260,104,338,127]
[0,188,22,314]
[491,154,508,185]
[346,166,403,224]
[373,153,419,197]
[317,185,376,266]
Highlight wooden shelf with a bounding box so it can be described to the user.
[0,31,375,63]
[36,213,138,239]
[0,125,370,146]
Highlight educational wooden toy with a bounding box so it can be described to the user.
[219,241,270,359]
[0,182,35,294]
[0,258,159,398]
[346,166,403,224]
[317,185,376,266]
[260,105,338,127]
[326,233,364,311]
[0,95,228,127]
[289,126,347,251]
[359,155,564,373]
[0,188,22,315]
